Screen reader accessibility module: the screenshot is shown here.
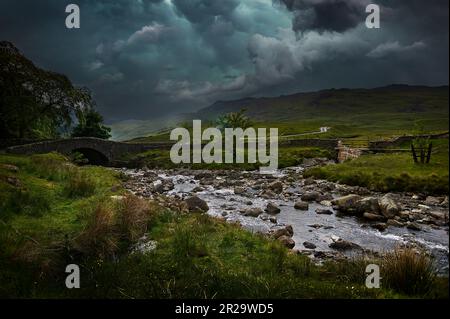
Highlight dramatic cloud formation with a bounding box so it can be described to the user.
[0,0,448,121]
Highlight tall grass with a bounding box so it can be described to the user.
[62,170,96,198]
[382,247,437,296]
[75,204,119,259]
[118,194,153,242]
[75,195,155,258]
[324,247,438,296]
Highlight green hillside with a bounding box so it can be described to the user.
[127,85,448,142]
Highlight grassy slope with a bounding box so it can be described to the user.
[1,153,447,298]
[305,139,449,194]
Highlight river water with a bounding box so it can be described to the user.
[120,166,449,274]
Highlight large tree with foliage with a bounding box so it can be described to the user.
[71,108,111,139]
[0,41,98,138]
[216,109,253,130]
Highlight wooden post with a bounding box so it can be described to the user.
[411,143,418,163]
[426,142,432,164]
[420,146,425,163]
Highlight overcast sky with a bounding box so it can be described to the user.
[0,0,448,122]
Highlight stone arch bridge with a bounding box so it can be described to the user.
[4,137,382,166]
[5,137,173,165]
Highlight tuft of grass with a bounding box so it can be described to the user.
[27,153,72,181]
[62,170,96,198]
[74,204,119,259]
[382,247,437,296]
[118,194,154,243]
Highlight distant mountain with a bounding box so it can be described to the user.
[109,114,193,141]
[195,85,449,122]
[115,84,449,141]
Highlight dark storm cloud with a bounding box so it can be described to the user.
[277,0,369,33]
[172,0,240,25]
[0,0,448,123]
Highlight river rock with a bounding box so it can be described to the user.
[387,219,404,227]
[192,186,204,192]
[278,235,295,249]
[320,200,333,207]
[316,208,333,215]
[301,191,321,202]
[418,204,431,211]
[371,223,387,231]
[303,241,316,249]
[379,194,400,218]
[185,196,209,213]
[428,211,448,220]
[1,164,19,172]
[356,197,380,213]
[425,196,442,206]
[243,207,263,217]
[329,238,361,251]
[234,187,246,195]
[268,180,283,194]
[261,190,277,199]
[271,227,292,239]
[5,176,21,187]
[331,194,361,212]
[363,212,385,221]
[265,202,281,215]
[407,222,422,231]
[285,225,294,236]
[294,201,309,210]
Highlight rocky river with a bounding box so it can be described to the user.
[116,158,449,274]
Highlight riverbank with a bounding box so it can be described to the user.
[119,160,449,274]
[0,153,448,298]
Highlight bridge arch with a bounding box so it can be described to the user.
[71,148,109,165]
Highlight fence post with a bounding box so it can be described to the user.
[426,142,432,164]
[411,144,418,163]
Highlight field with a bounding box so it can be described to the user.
[304,138,449,195]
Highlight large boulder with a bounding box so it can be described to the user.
[355,197,380,214]
[268,180,283,194]
[185,196,209,213]
[265,202,281,215]
[234,187,246,195]
[271,226,293,239]
[303,241,317,249]
[378,194,400,218]
[329,238,361,251]
[277,235,295,249]
[316,208,333,215]
[331,194,361,212]
[301,191,321,202]
[363,212,386,222]
[424,196,443,206]
[294,201,309,210]
[243,207,263,217]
